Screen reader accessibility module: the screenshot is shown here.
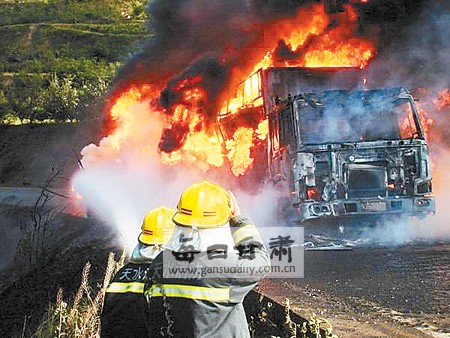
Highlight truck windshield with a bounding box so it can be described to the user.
[298,94,420,145]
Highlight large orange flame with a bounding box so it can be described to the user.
[216,3,375,176]
[81,2,376,179]
[81,84,165,168]
[250,3,375,73]
[226,127,255,176]
[158,82,225,171]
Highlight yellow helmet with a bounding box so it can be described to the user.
[138,206,176,245]
[173,181,231,228]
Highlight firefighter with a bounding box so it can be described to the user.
[144,181,270,338]
[100,206,176,338]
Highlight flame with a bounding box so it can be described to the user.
[109,85,153,151]
[223,3,375,115]
[216,3,375,176]
[303,5,374,68]
[398,94,433,143]
[251,4,375,72]
[158,79,225,171]
[256,119,269,141]
[428,88,450,146]
[226,127,255,177]
[224,120,269,177]
[403,88,450,145]
[434,89,450,111]
[160,130,224,171]
[81,84,165,168]
[81,2,377,179]
[70,185,83,201]
[418,106,434,142]
[304,36,374,68]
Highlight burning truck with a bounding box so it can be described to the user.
[77,1,446,233]
[218,67,436,224]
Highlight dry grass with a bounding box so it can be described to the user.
[33,251,125,338]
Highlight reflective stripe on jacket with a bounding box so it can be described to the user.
[148,283,230,301]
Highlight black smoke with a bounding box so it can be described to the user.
[364,0,449,89]
[114,0,256,87]
[159,54,228,115]
[114,0,445,90]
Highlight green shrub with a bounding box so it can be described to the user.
[0,2,51,25]
[1,72,112,123]
[3,74,46,123]
[0,89,8,121]
[0,25,30,50]
[53,23,149,36]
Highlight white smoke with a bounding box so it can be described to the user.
[72,166,281,250]
[354,0,450,246]
[73,165,191,249]
[422,148,450,239]
[233,183,282,228]
[359,148,450,246]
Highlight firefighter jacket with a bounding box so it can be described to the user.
[100,243,161,338]
[144,215,271,338]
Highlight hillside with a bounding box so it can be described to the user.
[0,0,150,124]
[0,0,151,185]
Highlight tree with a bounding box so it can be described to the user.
[3,74,46,123]
[41,74,80,122]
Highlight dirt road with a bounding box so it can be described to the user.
[258,242,450,337]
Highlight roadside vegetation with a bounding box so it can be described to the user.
[34,253,125,338]
[0,0,150,124]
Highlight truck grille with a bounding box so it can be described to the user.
[347,164,387,198]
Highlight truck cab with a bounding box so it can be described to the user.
[218,67,435,223]
[269,88,435,223]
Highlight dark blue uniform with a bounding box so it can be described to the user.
[101,261,151,338]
